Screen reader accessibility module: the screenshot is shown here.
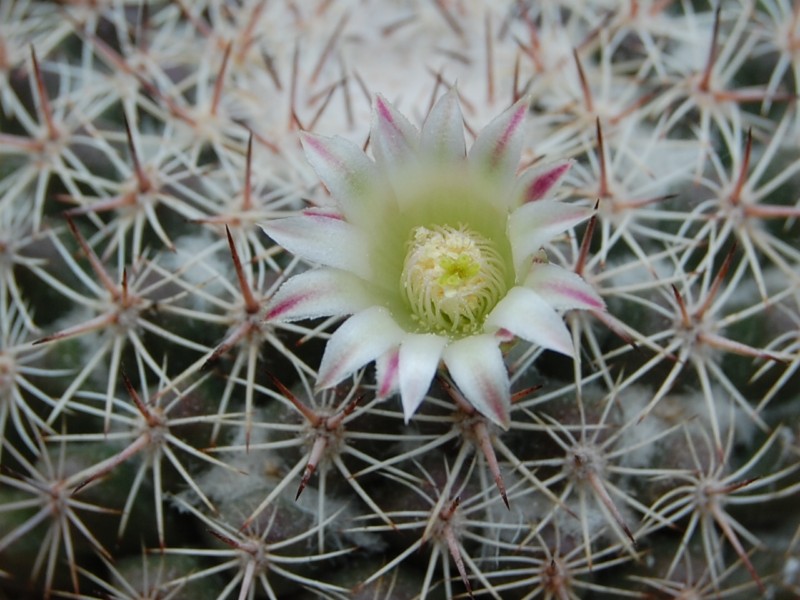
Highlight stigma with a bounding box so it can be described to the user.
[401,224,507,336]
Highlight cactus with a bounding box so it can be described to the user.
[1,1,800,598]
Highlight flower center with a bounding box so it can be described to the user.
[401,224,507,335]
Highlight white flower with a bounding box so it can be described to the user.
[261,90,604,428]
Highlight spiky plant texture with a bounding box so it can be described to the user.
[1,1,800,599]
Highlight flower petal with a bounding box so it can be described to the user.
[371,94,418,169]
[300,132,380,221]
[508,200,594,274]
[468,96,528,181]
[261,212,372,279]
[266,268,375,321]
[317,307,405,390]
[420,88,466,161]
[375,349,399,398]
[514,160,574,205]
[524,264,606,312]
[398,333,448,422]
[486,286,574,357]
[443,334,510,429]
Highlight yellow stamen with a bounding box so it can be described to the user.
[401,224,506,336]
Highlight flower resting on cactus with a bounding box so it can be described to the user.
[262,90,604,428]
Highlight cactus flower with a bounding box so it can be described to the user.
[262,90,604,428]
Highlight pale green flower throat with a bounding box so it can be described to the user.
[401,224,507,336]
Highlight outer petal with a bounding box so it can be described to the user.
[317,307,405,390]
[261,212,372,279]
[508,200,594,274]
[266,268,376,321]
[514,160,574,206]
[398,333,448,422]
[468,96,528,182]
[300,132,380,221]
[443,334,510,429]
[375,348,400,399]
[420,88,466,161]
[524,264,606,312]
[371,94,418,169]
[485,286,574,357]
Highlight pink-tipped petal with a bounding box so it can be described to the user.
[443,335,510,429]
[300,132,379,220]
[508,200,594,274]
[266,268,375,321]
[398,333,448,422]
[420,88,466,161]
[317,307,404,390]
[261,213,371,279]
[468,96,528,181]
[515,160,574,205]
[524,264,606,312]
[371,94,418,169]
[375,349,400,399]
[486,286,575,357]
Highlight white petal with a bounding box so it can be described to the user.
[486,286,574,357]
[508,200,594,273]
[371,94,418,169]
[398,333,448,422]
[300,132,380,221]
[420,89,466,161]
[266,268,376,321]
[443,334,510,429]
[513,160,574,206]
[261,212,371,279]
[524,264,605,312]
[375,349,399,399]
[317,307,405,390]
[468,96,528,181]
